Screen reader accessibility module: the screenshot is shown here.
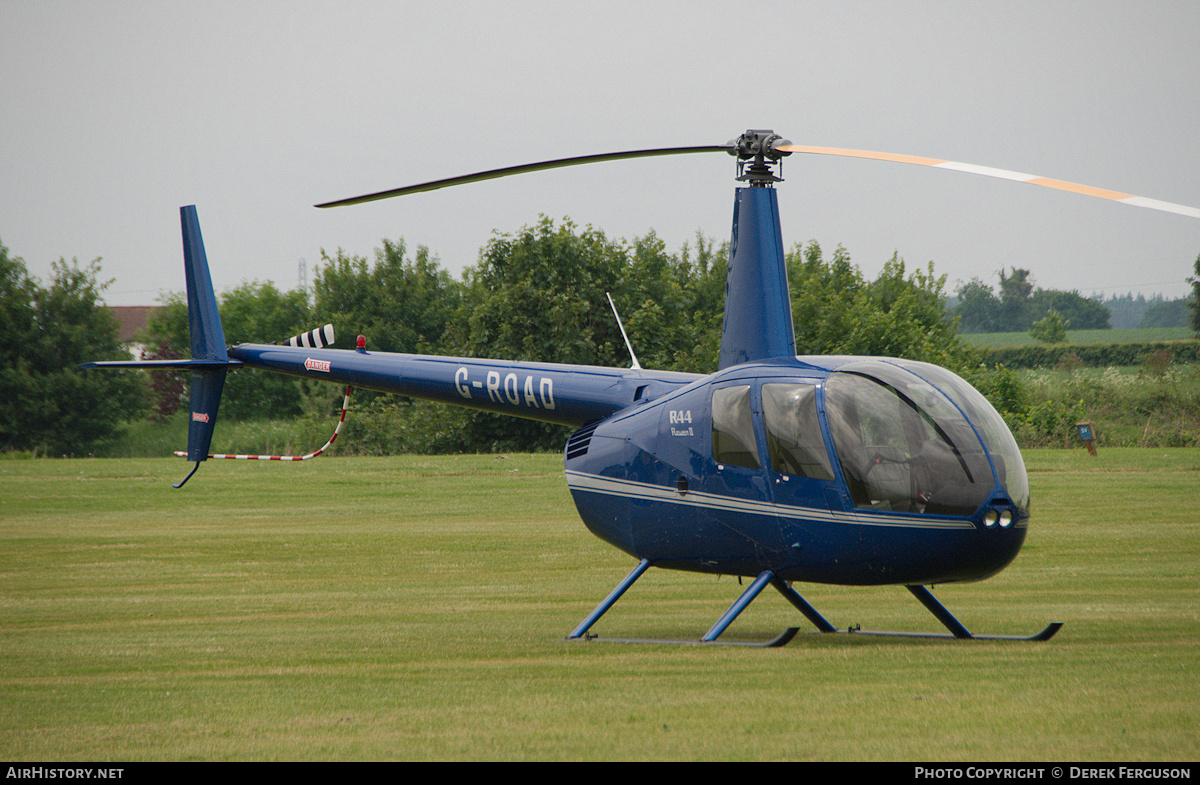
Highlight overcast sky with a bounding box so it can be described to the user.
[3,1,1198,315]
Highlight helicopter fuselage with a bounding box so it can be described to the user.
[565,356,1029,586]
[231,341,1030,588]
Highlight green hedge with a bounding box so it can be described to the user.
[982,340,1200,368]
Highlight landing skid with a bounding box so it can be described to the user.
[566,561,1062,646]
[840,622,1063,642]
[581,627,801,648]
[579,623,1060,647]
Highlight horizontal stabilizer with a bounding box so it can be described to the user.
[80,357,242,370]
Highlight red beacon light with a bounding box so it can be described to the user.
[356,334,367,353]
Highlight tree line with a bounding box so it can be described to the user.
[140,218,980,451]
[3,220,984,454]
[1,242,146,455]
[5,222,1196,455]
[1101,291,1194,330]
[949,262,1199,335]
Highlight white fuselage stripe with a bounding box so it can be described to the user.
[565,471,978,530]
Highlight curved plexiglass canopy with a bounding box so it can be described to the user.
[824,361,1029,518]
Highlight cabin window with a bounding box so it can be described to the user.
[711,385,760,470]
[761,383,834,480]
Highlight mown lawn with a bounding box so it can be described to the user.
[2,450,1197,761]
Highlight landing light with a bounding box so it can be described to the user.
[982,508,1015,529]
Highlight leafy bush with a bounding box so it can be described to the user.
[1019,398,1087,448]
[984,340,1200,369]
[1,245,147,455]
[1015,362,1200,448]
[1029,309,1069,344]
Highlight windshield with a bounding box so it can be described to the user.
[890,360,1030,513]
[824,362,1004,517]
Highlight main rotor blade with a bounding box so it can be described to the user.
[775,144,1200,219]
[316,145,731,208]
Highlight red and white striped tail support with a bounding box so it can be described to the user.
[175,386,352,461]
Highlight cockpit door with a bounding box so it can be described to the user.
[699,382,789,565]
[757,381,843,556]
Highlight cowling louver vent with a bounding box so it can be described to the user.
[565,422,600,461]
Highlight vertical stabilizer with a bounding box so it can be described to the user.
[181,206,228,360]
[179,206,230,467]
[77,206,237,484]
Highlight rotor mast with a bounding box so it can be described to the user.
[718,130,798,369]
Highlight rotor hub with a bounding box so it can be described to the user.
[727,129,792,186]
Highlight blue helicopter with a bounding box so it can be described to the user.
[86,130,1200,646]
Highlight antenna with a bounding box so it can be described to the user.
[607,293,641,370]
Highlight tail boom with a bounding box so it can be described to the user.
[227,343,700,429]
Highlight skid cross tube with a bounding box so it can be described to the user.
[701,571,776,642]
[568,568,1062,645]
[907,584,973,638]
[771,578,837,633]
[568,559,651,639]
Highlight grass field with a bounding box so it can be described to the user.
[2,450,1197,761]
[960,327,1194,349]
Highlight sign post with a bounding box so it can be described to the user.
[1076,421,1098,456]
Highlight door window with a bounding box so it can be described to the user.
[761,383,834,480]
[711,385,759,470]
